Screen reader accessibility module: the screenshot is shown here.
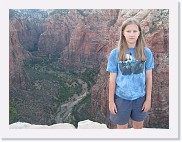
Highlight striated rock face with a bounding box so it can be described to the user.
[9,9,169,128]
[38,16,70,54]
[90,9,169,128]
[9,22,28,89]
[9,10,47,89]
[9,9,47,52]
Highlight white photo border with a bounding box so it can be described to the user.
[0,0,179,139]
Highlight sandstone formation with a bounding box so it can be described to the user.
[9,21,28,89]
[9,9,169,128]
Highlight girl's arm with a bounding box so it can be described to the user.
[142,70,152,112]
[109,73,117,114]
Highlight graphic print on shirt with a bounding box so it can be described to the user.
[119,52,145,75]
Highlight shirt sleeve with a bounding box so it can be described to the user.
[106,49,118,73]
[145,48,154,70]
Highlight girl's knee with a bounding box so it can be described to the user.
[132,120,144,129]
[117,123,128,129]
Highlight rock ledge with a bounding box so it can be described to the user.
[9,120,108,129]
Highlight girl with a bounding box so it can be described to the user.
[107,18,154,129]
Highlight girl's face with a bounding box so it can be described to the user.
[123,24,140,46]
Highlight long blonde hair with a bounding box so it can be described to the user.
[118,18,146,61]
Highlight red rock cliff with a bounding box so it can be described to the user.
[90,9,169,128]
[9,9,169,128]
[9,21,28,89]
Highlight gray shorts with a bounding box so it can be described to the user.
[110,95,148,125]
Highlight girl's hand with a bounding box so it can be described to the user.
[109,101,117,115]
[142,99,151,112]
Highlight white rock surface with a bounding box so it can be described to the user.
[10,122,76,129]
[9,122,32,129]
[9,120,108,129]
[77,120,108,129]
[49,123,76,129]
[25,123,76,129]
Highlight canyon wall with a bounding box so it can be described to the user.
[9,9,169,128]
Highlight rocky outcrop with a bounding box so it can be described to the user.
[9,9,47,52]
[9,9,169,128]
[77,119,108,129]
[9,10,47,89]
[9,120,108,129]
[90,9,169,128]
[9,22,28,89]
[38,16,70,54]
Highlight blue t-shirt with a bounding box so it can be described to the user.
[106,47,154,100]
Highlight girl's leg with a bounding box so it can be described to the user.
[117,123,128,129]
[131,96,147,129]
[132,120,144,129]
